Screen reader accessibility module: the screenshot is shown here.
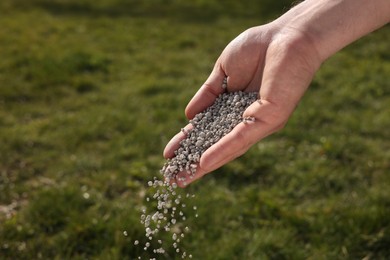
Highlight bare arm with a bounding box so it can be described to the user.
[280,0,390,61]
[164,0,390,187]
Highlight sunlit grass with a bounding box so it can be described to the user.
[0,0,389,259]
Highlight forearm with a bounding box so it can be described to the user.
[275,0,390,61]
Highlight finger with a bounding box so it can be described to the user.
[172,96,290,186]
[198,122,265,173]
[163,124,193,159]
[168,121,260,187]
[172,166,207,188]
[176,145,249,188]
[185,63,226,119]
[199,100,289,172]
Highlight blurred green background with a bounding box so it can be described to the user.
[0,0,389,259]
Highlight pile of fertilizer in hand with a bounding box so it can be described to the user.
[134,84,258,259]
[161,90,258,183]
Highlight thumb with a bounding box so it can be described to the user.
[199,98,289,174]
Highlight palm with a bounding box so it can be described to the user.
[164,25,321,186]
[185,26,271,119]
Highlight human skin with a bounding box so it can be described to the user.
[164,0,390,187]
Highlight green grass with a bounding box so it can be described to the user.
[0,0,389,259]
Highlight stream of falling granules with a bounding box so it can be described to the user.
[134,90,258,259]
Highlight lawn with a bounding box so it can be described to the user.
[0,0,389,259]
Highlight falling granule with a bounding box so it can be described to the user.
[135,78,258,258]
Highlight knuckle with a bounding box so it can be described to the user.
[230,129,250,151]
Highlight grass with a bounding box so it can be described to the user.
[0,0,389,259]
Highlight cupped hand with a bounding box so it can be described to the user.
[164,22,322,187]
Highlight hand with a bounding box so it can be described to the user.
[164,23,322,186]
[164,0,389,187]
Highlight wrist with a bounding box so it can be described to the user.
[265,20,323,70]
[274,0,390,61]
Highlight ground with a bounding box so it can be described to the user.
[0,0,389,259]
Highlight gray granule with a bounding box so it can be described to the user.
[136,90,258,259]
[222,77,228,90]
[161,91,258,181]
